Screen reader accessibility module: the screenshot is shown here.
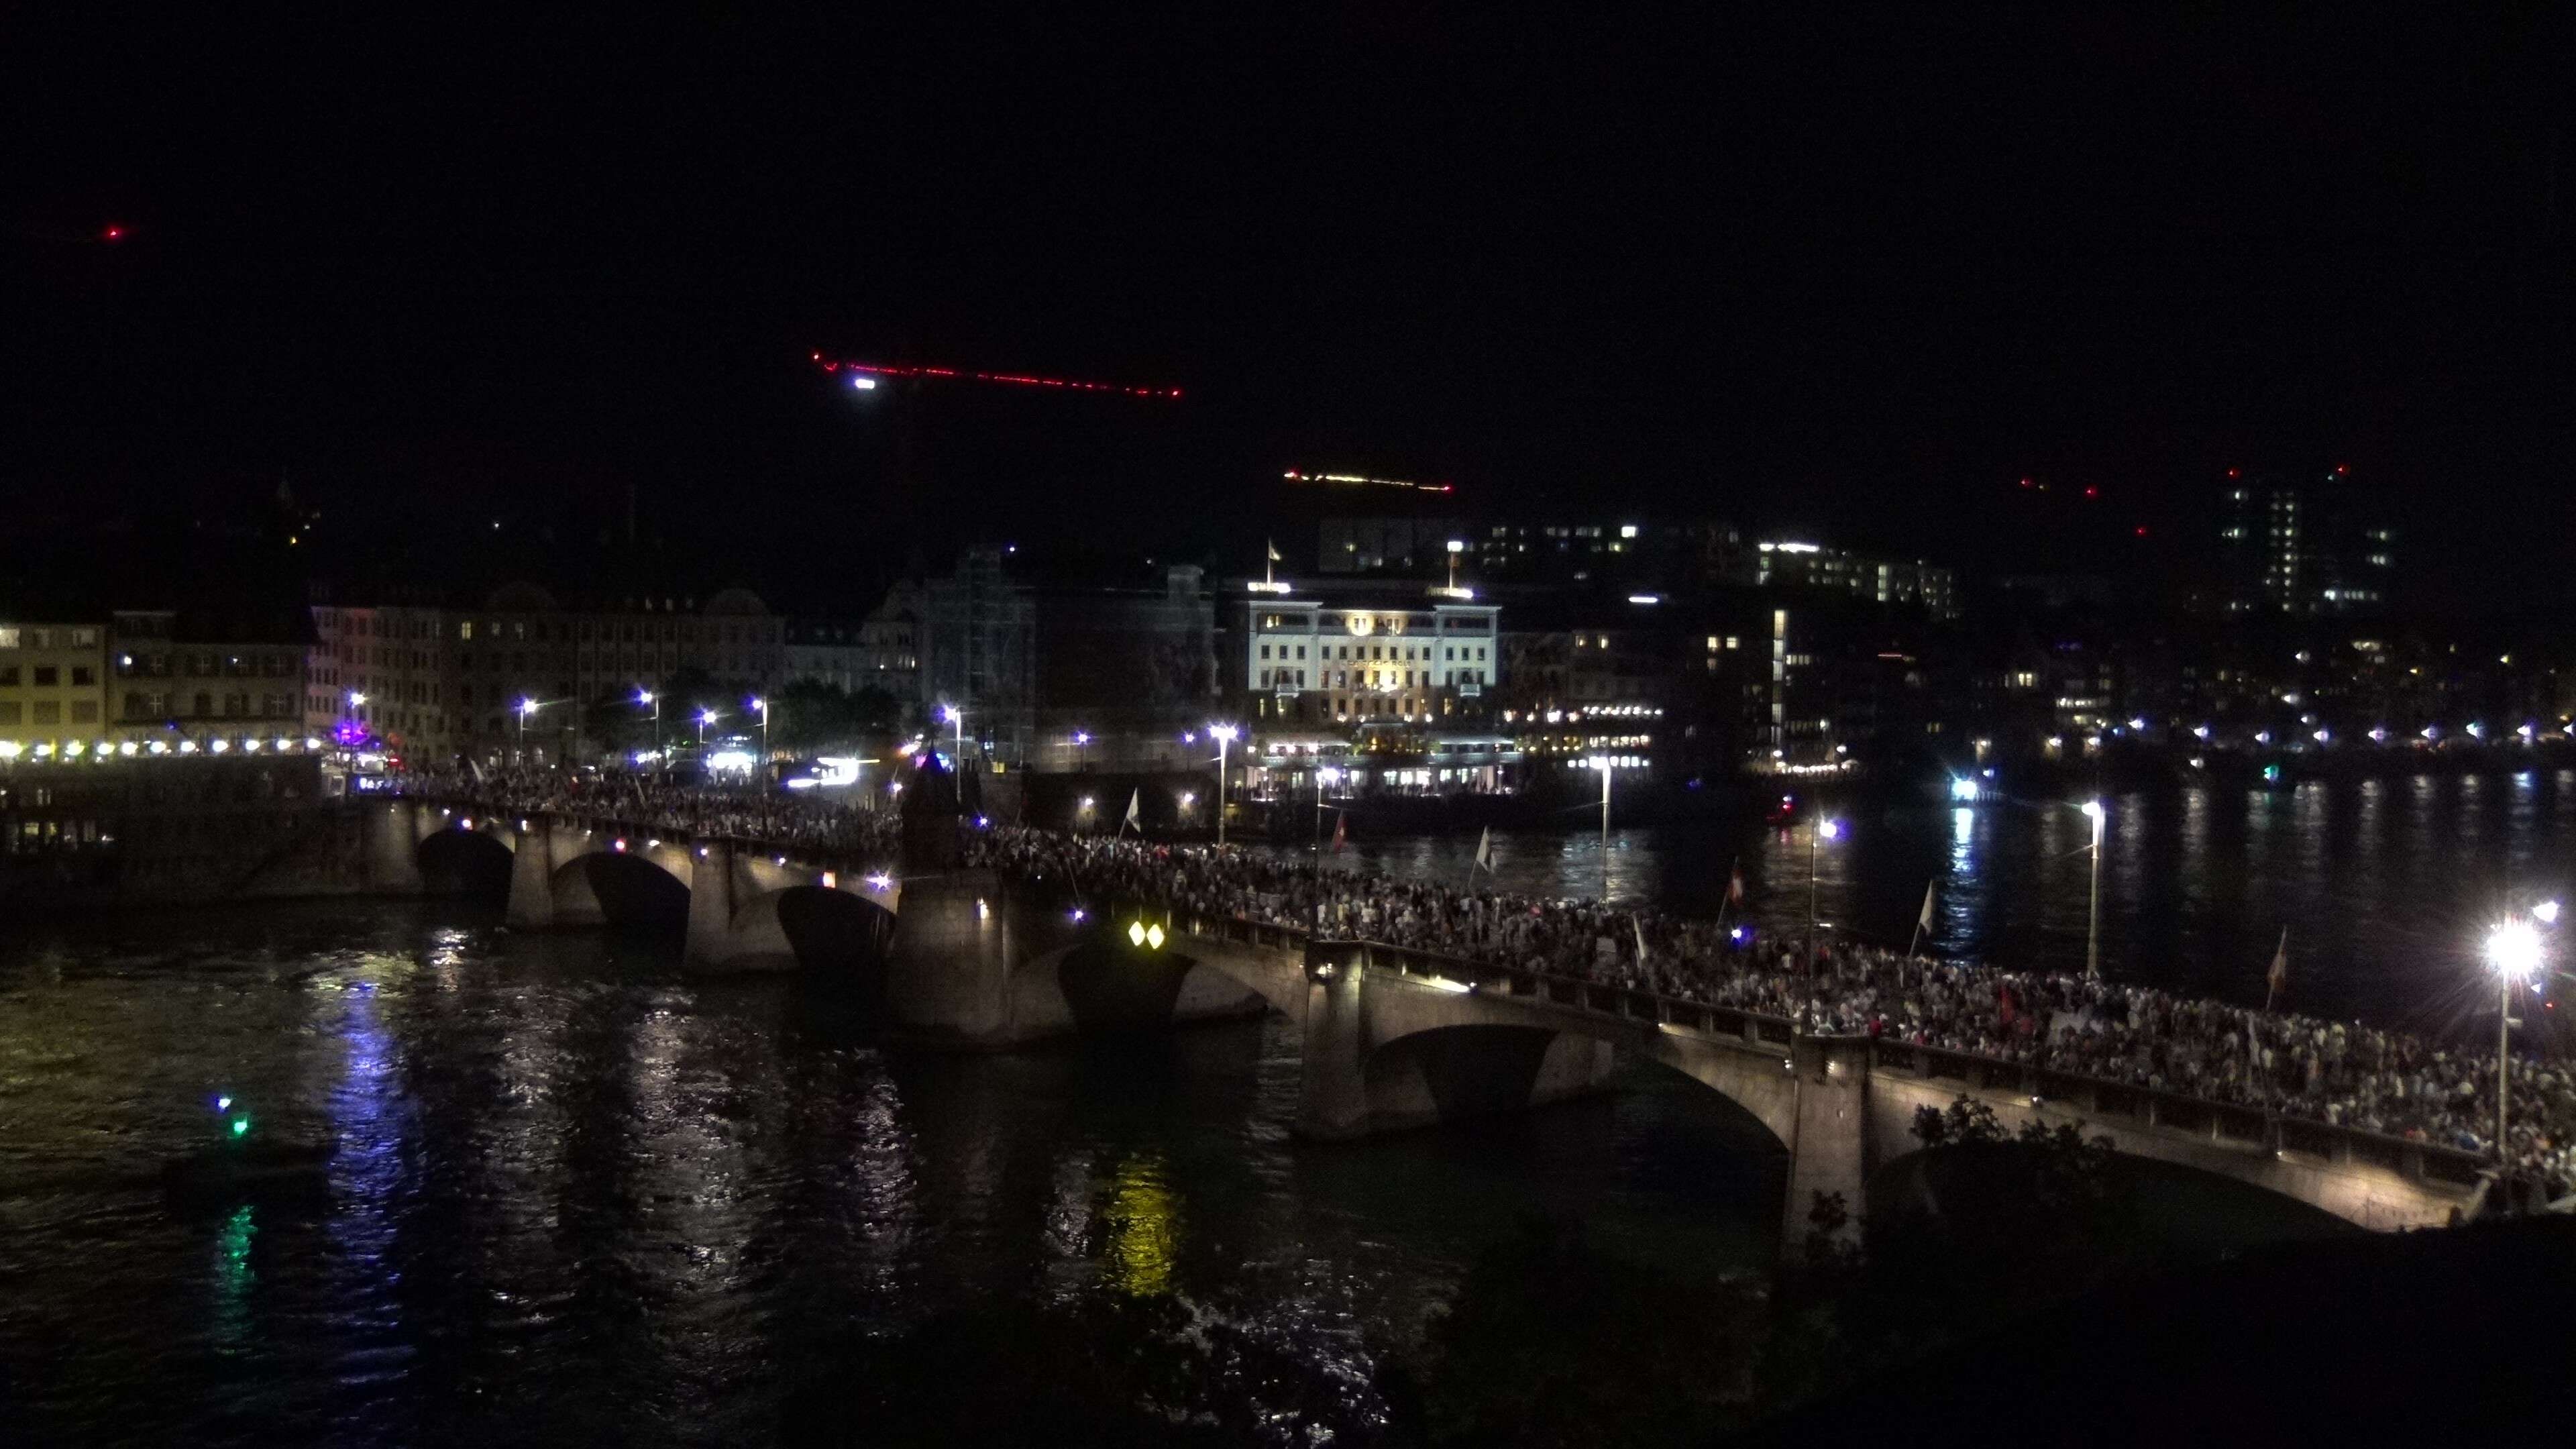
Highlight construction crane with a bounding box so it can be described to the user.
[808,352,1183,400]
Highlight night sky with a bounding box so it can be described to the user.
[5,11,2569,608]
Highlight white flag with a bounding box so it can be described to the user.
[2266,928,2288,1010]
[1267,539,1283,563]
[1918,879,1937,934]
[1473,826,1493,873]
[1633,914,1650,965]
[1123,788,1140,828]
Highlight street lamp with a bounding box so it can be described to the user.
[1807,816,1843,961]
[940,704,965,769]
[1073,730,1091,771]
[2081,799,2106,978]
[697,708,717,749]
[2485,917,2544,1170]
[1209,722,1239,846]
[343,690,366,757]
[517,698,541,764]
[749,696,769,765]
[637,688,659,761]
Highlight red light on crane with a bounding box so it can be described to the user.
[101,224,125,242]
[812,354,1181,400]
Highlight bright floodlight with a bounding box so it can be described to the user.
[518,698,537,716]
[637,688,653,703]
[1817,818,1843,840]
[698,708,716,724]
[2536,901,2562,925]
[940,704,961,725]
[347,690,366,708]
[2082,799,2106,821]
[2487,920,2544,981]
[851,375,877,390]
[1949,777,1979,802]
[1208,722,1238,743]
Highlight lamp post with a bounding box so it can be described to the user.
[343,690,366,759]
[2082,799,2106,978]
[940,704,965,770]
[1210,722,1238,847]
[517,698,540,765]
[2485,916,2544,1171]
[637,688,659,762]
[1808,816,1842,963]
[750,696,769,765]
[1073,730,1091,771]
[697,708,716,750]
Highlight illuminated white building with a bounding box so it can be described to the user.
[1233,580,1500,727]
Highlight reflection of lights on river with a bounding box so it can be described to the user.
[211,1203,256,1350]
[1104,1153,1180,1297]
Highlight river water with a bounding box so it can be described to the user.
[4,769,2570,1443]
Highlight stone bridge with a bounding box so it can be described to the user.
[329,798,2493,1247]
[1160,919,2492,1244]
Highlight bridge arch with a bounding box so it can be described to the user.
[552,849,692,932]
[417,826,514,901]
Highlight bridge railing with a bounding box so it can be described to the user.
[1867,1040,2487,1191]
[1170,915,2487,1195]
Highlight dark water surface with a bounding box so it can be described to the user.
[0,904,1777,1446]
[7,769,2569,1444]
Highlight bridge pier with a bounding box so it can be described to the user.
[360,798,427,896]
[1295,945,1372,1138]
[1779,1036,1872,1250]
[504,818,555,929]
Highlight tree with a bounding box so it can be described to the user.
[1387,1218,1762,1446]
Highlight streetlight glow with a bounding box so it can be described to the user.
[2488,920,2543,981]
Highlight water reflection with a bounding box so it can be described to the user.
[211,1203,256,1356]
[1102,1152,1180,1297]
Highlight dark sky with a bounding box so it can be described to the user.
[4,10,2569,608]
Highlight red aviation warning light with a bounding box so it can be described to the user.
[811,352,1181,400]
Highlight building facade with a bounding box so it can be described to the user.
[1233,581,1500,730]
[109,608,312,751]
[0,619,109,757]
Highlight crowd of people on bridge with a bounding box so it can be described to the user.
[402,766,2575,1198]
[398,765,902,858]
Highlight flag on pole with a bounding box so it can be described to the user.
[1633,914,1650,965]
[1473,826,1493,874]
[1726,861,1746,906]
[1122,788,1140,830]
[2266,928,2289,1012]
[1266,539,1283,563]
[1918,880,1937,934]
[1331,811,1346,853]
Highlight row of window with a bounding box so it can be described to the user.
[0,700,99,724]
[0,665,94,688]
[115,653,294,679]
[1258,642,1489,663]
[455,619,782,645]
[0,627,102,649]
[113,692,297,720]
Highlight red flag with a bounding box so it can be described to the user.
[1727,863,1745,905]
[1331,812,1347,853]
[2266,928,2288,1012]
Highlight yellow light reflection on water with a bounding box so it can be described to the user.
[1103,1154,1179,1297]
